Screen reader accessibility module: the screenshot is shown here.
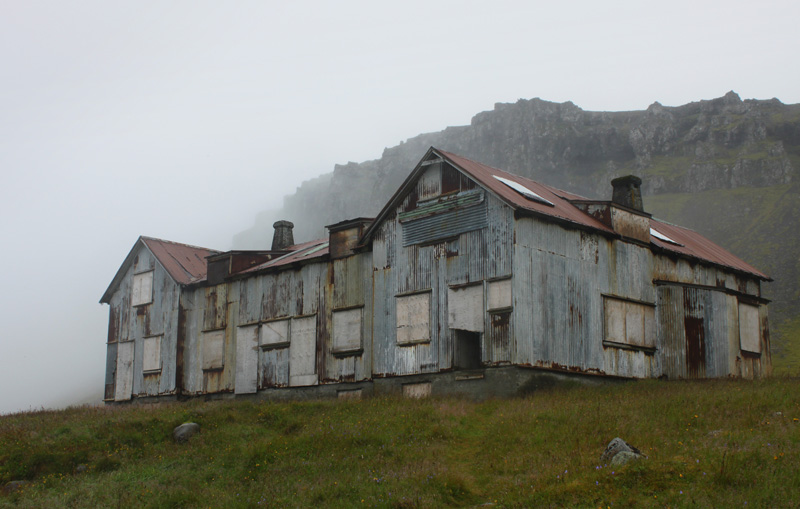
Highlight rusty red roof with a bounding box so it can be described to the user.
[100,236,219,303]
[140,237,219,285]
[361,147,768,281]
[649,220,769,280]
[437,150,616,234]
[237,238,330,275]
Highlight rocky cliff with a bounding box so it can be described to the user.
[234,92,800,370]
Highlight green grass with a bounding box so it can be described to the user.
[2,378,800,507]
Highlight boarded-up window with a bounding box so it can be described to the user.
[114,341,134,401]
[603,297,656,349]
[143,335,161,373]
[132,271,153,306]
[738,302,761,354]
[403,382,432,399]
[290,316,317,386]
[235,324,259,394]
[333,308,362,352]
[202,330,225,370]
[448,285,484,332]
[397,292,431,344]
[261,319,290,348]
[487,279,512,311]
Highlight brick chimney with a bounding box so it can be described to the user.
[611,175,644,212]
[271,220,294,250]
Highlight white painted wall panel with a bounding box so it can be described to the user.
[235,324,259,394]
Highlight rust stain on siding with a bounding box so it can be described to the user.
[684,315,705,377]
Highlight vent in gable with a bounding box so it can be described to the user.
[492,175,554,206]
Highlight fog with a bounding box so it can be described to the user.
[1,0,798,414]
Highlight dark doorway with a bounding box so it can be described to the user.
[454,330,482,370]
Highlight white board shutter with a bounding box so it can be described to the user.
[235,324,259,394]
[289,316,317,386]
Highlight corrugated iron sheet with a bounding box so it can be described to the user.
[649,219,770,280]
[141,237,219,284]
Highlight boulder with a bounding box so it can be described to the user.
[601,437,644,464]
[3,481,29,495]
[173,422,200,444]
[610,450,643,466]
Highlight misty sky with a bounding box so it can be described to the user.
[1,0,798,414]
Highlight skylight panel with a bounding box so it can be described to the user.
[492,175,554,206]
[301,242,329,257]
[650,227,683,246]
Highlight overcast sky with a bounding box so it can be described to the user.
[1,0,798,414]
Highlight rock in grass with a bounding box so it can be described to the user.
[601,437,644,464]
[173,422,200,444]
[3,481,29,494]
[610,450,643,466]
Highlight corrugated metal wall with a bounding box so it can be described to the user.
[108,242,181,401]
[371,162,514,377]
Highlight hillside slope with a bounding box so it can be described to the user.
[2,379,799,507]
[235,92,800,370]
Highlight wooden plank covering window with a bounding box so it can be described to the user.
[487,279,512,311]
[132,271,153,306]
[114,341,134,401]
[235,324,259,394]
[142,336,161,373]
[603,296,656,351]
[448,285,484,332]
[738,302,761,354]
[290,316,318,386]
[202,330,225,370]
[260,319,290,348]
[333,308,362,353]
[397,293,431,344]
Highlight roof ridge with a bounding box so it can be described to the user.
[140,235,220,253]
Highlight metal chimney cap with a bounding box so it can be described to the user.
[611,175,642,188]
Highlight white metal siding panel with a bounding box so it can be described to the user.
[289,316,317,386]
[235,324,259,394]
[448,285,484,332]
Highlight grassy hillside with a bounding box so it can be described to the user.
[2,378,799,508]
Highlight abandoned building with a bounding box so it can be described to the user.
[100,147,772,403]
